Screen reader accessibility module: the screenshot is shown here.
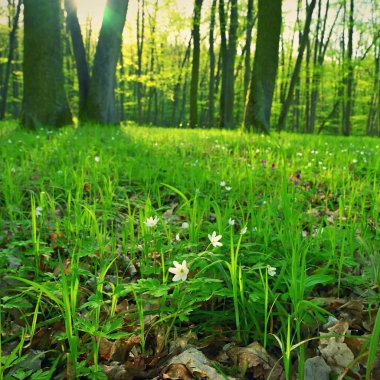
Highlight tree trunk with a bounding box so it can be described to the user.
[244,0,282,134]
[136,0,145,124]
[172,38,191,126]
[189,0,203,129]
[222,0,238,129]
[82,0,129,124]
[244,0,254,103]
[342,0,354,136]
[64,0,90,118]
[119,43,126,122]
[22,0,72,129]
[208,0,217,128]
[218,0,227,129]
[0,0,21,120]
[277,0,317,131]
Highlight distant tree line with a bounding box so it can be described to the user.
[0,0,379,136]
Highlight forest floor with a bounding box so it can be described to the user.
[0,122,379,380]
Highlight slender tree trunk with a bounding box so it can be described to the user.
[136,0,145,124]
[244,0,282,133]
[11,37,20,119]
[305,37,311,133]
[223,0,238,129]
[189,0,203,128]
[22,0,72,129]
[172,38,191,126]
[244,0,254,102]
[208,0,217,128]
[277,0,317,131]
[342,0,354,136]
[147,0,158,124]
[119,42,126,122]
[218,0,227,128]
[64,0,90,118]
[0,0,21,120]
[366,46,380,136]
[82,0,129,124]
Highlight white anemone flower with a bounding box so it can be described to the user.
[169,260,189,281]
[267,266,277,277]
[220,181,226,187]
[35,207,43,218]
[208,231,223,247]
[182,222,189,229]
[240,227,247,235]
[175,233,181,241]
[228,218,235,226]
[144,216,159,228]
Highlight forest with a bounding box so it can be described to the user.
[0,0,380,379]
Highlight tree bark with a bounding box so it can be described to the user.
[119,42,126,121]
[220,0,238,129]
[22,0,72,129]
[244,0,282,134]
[277,0,317,131]
[189,0,203,128]
[64,0,90,118]
[342,0,354,136]
[244,0,254,102]
[136,0,145,124]
[0,0,21,119]
[82,0,129,124]
[208,0,217,128]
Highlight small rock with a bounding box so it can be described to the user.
[304,356,330,380]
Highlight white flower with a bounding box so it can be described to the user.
[225,186,232,191]
[252,226,258,232]
[240,227,247,235]
[208,231,223,247]
[94,156,100,162]
[182,222,189,229]
[220,181,226,187]
[267,266,276,277]
[169,260,189,281]
[228,218,235,226]
[144,216,159,228]
[35,207,43,217]
[175,233,181,241]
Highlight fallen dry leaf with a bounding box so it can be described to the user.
[226,342,284,379]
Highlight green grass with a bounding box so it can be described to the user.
[0,122,379,378]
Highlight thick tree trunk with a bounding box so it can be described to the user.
[64,0,90,118]
[189,0,203,129]
[22,0,72,129]
[0,0,21,119]
[82,0,129,124]
[244,0,282,134]
[277,0,317,131]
